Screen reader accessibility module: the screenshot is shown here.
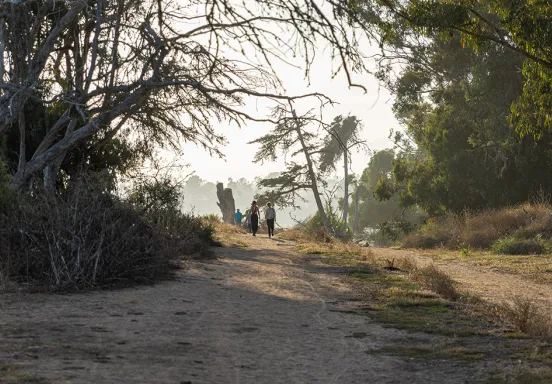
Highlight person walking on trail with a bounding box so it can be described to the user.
[250,201,260,236]
[245,211,252,233]
[234,209,243,226]
[265,203,276,238]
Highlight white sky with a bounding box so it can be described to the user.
[179,39,401,184]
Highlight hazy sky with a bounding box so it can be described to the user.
[180,39,400,184]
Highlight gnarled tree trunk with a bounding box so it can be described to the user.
[216,182,236,224]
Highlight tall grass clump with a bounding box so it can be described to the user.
[0,175,216,291]
[410,264,458,300]
[493,296,552,341]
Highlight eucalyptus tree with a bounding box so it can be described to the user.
[319,115,364,227]
[0,0,369,191]
[355,0,552,137]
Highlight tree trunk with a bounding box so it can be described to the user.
[0,18,5,82]
[353,185,360,234]
[216,182,236,224]
[43,118,77,192]
[342,150,349,226]
[17,111,25,174]
[292,109,331,233]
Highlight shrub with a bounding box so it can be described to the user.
[491,236,548,255]
[0,176,216,291]
[402,203,552,251]
[402,232,449,249]
[410,264,458,300]
[494,296,552,340]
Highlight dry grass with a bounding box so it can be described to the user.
[396,259,459,300]
[201,215,246,245]
[278,228,374,263]
[491,296,552,341]
[419,248,552,285]
[278,228,333,243]
[404,203,552,252]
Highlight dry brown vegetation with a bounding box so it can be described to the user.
[278,228,373,258]
[202,215,247,247]
[491,296,552,341]
[403,203,552,253]
[409,264,458,300]
[0,179,217,291]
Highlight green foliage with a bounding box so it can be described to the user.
[492,237,548,256]
[353,149,420,243]
[306,200,349,239]
[319,115,363,173]
[129,176,181,214]
[358,0,552,139]
[374,31,552,215]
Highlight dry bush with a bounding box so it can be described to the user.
[403,203,552,251]
[492,296,552,340]
[398,256,418,272]
[410,264,458,300]
[0,178,216,291]
[203,215,246,236]
[402,212,459,249]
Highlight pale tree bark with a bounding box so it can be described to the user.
[44,118,77,192]
[353,184,361,234]
[0,0,369,192]
[216,183,236,224]
[0,18,5,82]
[17,110,25,173]
[342,150,349,226]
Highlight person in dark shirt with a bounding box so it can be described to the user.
[250,201,259,236]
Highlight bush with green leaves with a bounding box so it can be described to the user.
[306,204,350,239]
[492,237,548,255]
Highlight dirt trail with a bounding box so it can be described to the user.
[1,235,506,383]
[373,248,552,310]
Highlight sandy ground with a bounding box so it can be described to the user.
[0,235,515,384]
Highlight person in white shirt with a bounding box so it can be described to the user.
[265,203,276,238]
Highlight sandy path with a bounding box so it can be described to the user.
[1,236,496,383]
[372,248,552,310]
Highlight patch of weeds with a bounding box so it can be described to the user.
[370,344,484,361]
[485,367,552,384]
[492,296,552,340]
[524,344,552,365]
[227,240,249,248]
[322,254,366,267]
[368,302,484,337]
[345,269,486,337]
[0,364,51,383]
